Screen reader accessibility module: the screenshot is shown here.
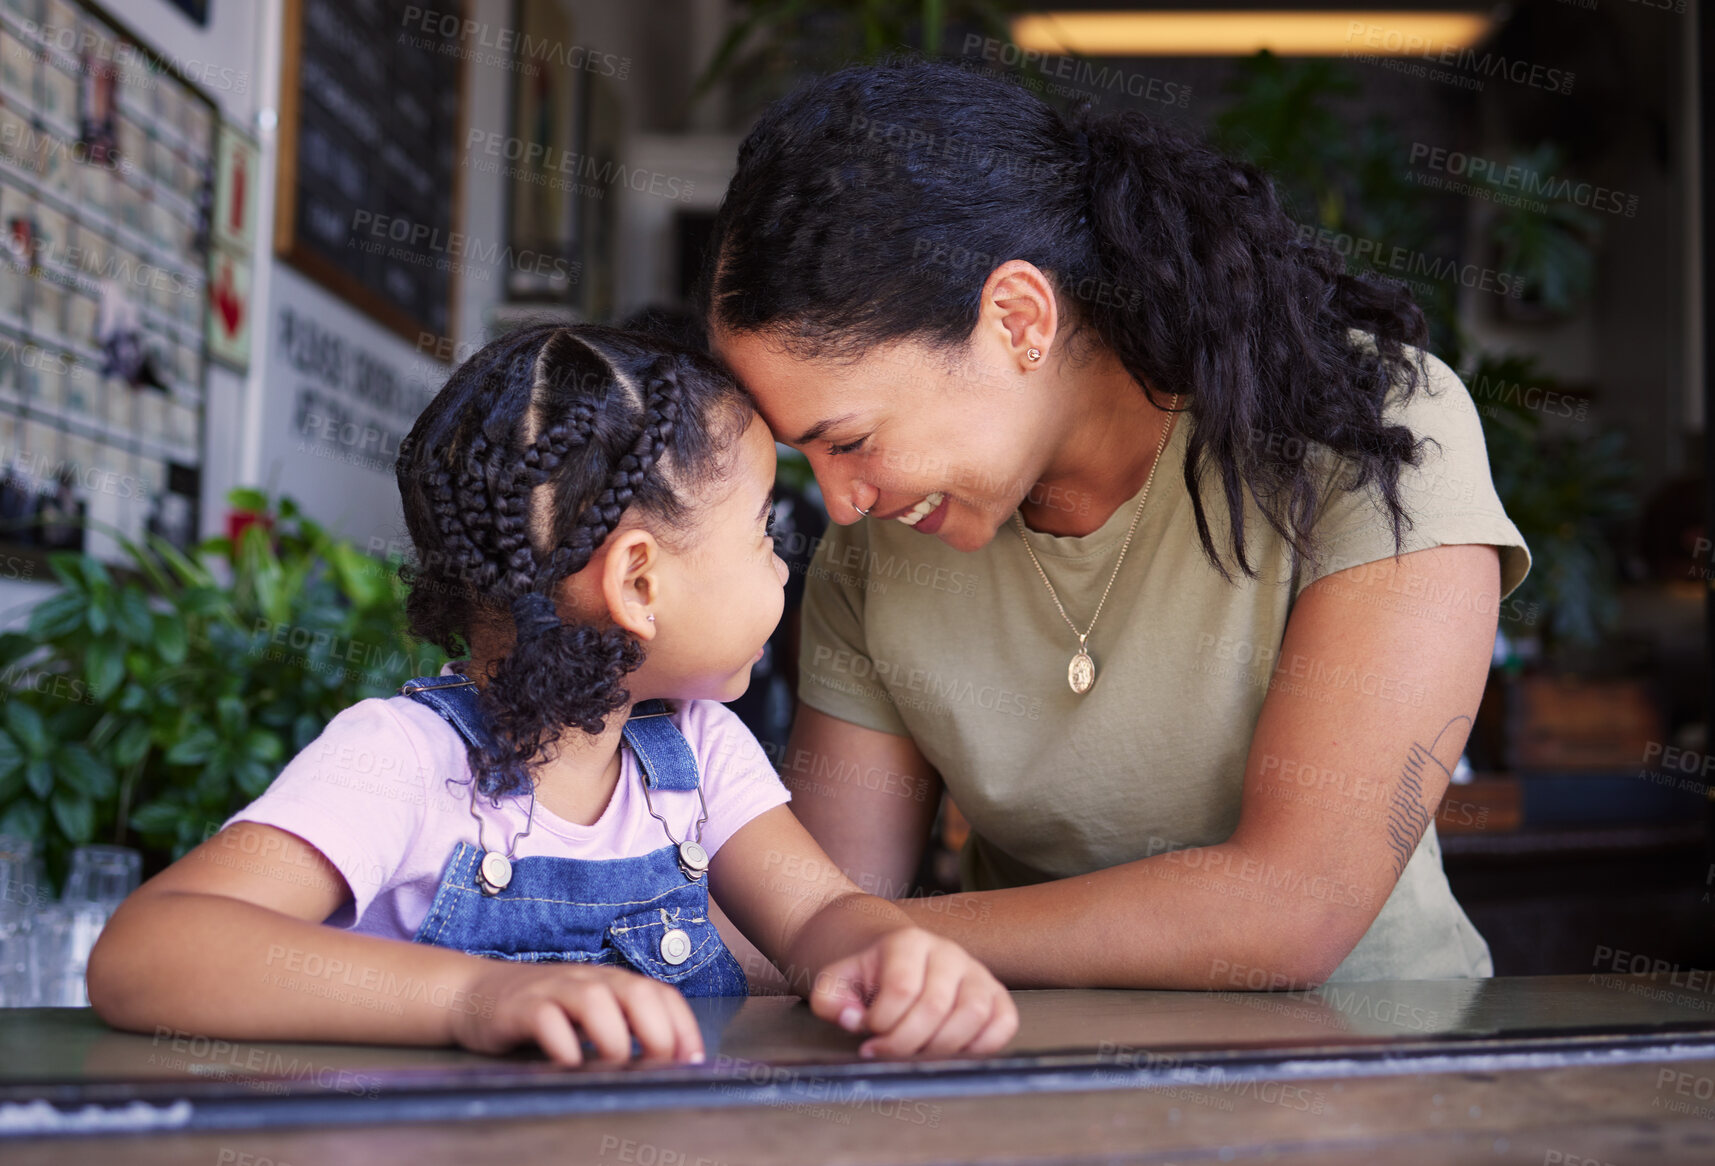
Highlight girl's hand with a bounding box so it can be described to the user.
[808,927,1017,1059]
[451,961,705,1066]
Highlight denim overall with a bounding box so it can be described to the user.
[396,674,749,996]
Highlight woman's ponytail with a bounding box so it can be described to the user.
[1071,107,1429,580]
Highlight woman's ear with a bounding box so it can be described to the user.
[597,528,660,640]
[979,260,1061,369]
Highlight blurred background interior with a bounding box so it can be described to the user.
[0,0,1706,1003]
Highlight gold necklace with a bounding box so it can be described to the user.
[1013,392,1179,695]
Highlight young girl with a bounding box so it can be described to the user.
[86,325,1016,1066]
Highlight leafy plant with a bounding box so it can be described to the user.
[0,488,445,893]
[1214,54,1628,653]
[1212,54,1365,223]
[692,0,1014,102]
[1212,52,1457,352]
[1466,352,1635,649]
[1479,143,1602,318]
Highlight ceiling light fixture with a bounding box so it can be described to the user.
[1009,10,1496,57]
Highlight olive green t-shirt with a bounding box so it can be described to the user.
[796,344,1531,982]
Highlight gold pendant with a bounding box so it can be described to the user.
[1069,649,1095,694]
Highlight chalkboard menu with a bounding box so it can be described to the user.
[274,0,463,347]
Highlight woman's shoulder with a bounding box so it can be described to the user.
[1344,328,1469,411]
[1327,331,1490,480]
[1304,331,1530,597]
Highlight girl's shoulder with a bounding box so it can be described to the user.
[360,691,772,787]
[223,695,464,874]
[658,699,791,859]
[299,693,472,791]
[662,698,777,781]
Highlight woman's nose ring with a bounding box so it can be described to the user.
[854,504,872,517]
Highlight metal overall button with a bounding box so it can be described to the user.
[660,928,693,965]
[466,768,535,895]
[478,851,513,895]
[402,675,534,896]
[659,907,692,965]
[677,840,709,880]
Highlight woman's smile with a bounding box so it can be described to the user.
[875,490,949,531]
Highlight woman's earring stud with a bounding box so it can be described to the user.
[646,614,656,623]
[1026,347,1042,362]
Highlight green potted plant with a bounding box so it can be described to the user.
[1468,352,1635,655]
[1478,143,1602,324]
[692,0,1015,106]
[0,488,444,893]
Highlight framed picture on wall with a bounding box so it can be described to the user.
[503,0,581,304]
[575,72,620,322]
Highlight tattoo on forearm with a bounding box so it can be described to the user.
[1386,715,1471,878]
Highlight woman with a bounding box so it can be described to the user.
[702,61,1530,990]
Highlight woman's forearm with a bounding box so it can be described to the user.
[87,889,497,1045]
[896,841,1360,990]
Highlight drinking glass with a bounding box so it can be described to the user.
[28,902,108,1007]
[0,836,35,1005]
[62,845,141,909]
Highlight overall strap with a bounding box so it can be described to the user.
[622,700,701,791]
[397,674,497,753]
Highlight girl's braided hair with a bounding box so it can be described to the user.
[396,324,754,798]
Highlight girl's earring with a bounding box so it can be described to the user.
[1026,347,1042,362]
[646,614,656,623]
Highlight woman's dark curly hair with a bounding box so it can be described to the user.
[703,60,1432,581]
[395,324,754,798]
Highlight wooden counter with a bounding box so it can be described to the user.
[4,973,1715,1163]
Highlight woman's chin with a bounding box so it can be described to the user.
[936,516,999,553]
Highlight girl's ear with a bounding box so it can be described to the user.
[598,528,660,640]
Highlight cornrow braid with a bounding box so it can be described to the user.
[395,324,755,799]
[402,327,560,650]
[491,338,607,604]
[548,355,686,584]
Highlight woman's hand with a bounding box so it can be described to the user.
[704,808,1015,1055]
[451,961,705,1066]
[808,927,1018,1059]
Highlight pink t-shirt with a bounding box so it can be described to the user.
[221,671,791,941]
